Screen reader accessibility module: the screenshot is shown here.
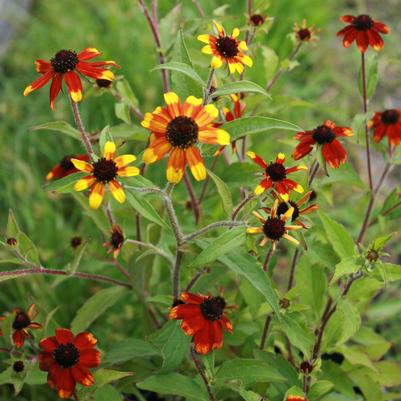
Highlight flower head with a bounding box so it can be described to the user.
[247,152,307,200]
[39,328,100,399]
[197,21,253,74]
[141,92,230,183]
[103,224,124,258]
[0,304,42,348]
[169,292,233,355]
[369,109,401,148]
[247,199,303,250]
[24,48,119,110]
[46,154,89,181]
[250,14,266,27]
[293,19,320,43]
[262,191,318,229]
[71,141,139,209]
[292,120,352,168]
[337,15,389,53]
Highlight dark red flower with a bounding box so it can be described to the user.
[0,304,42,348]
[337,15,389,53]
[39,328,100,399]
[169,292,233,355]
[103,224,124,258]
[293,20,320,43]
[24,48,119,110]
[46,154,90,181]
[369,109,401,148]
[292,120,352,168]
[250,14,266,27]
[247,152,307,200]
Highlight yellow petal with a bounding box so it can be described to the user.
[246,227,263,234]
[241,55,253,67]
[231,28,240,38]
[201,45,213,54]
[70,90,82,102]
[163,92,179,105]
[255,185,265,195]
[117,166,140,177]
[166,166,184,184]
[185,96,203,106]
[215,129,230,145]
[204,104,219,119]
[211,56,223,69]
[103,141,116,160]
[74,176,96,191]
[238,41,248,51]
[143,148,158,164]
[23,85,33,96]
[114,154,136,168]
[109,181,126,203]
[197,34,211,43]
[71,159,93,173]
[89,183,105,209]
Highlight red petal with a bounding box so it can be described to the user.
[79,348,101,368]
[63,71,83,102]
[74,332,97,350]
[55,328,74,344]
[71,364,94,386]
[53,366,76,399]
[12,330,27,348]
[356,31,369,52]
[181,292,206,304]
[49,73,62,111]
[322,140,347,168]
[169,304,201,320]
[181,315,207,336]
[38,352,55,371]
[39,336,58,352]
[194,321,213,355]
[211,321,224,350]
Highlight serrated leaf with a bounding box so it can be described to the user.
[137,373,209,401]
[319,212,356,261]
[223,117,302,142]
[126,190,170,230]
[331,257,359,283]
[207,169,233,216]
[152,62,205,88]
[30,121,80,140]
[71,287,125,333]
[45,172,86,194]
[191,227,245,267]
[213,80,270,98]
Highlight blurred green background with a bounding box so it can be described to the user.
[1,0,401,399]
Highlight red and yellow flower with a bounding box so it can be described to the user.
[0,304,42,348]
[197,21,253,74]
[46,154,89,181]
[71,141,139,209]
[247,199,303,250]
[262,191,318,229]
[214,93,245,156]
[337,15,389,53]
[247,152,306,200]
[24,48,119,110]
[103,224,124,258]
[169,292,233,355]
[291,120,352,168]
[141,92,230,183]
[369,109,401,148]
[39,328,100,399]
[293,19,320,43]
[287,396,307,401]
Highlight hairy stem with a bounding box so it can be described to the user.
[199,157,219,204]
[192,0,205,17]
[126,239,173,263]
[172,250,184,300]
[185,267,210,291]
[183,221,246,242]
[231,193,255,221]
[184,171,201,223]
[263,246,274,272]
[190,347,217,401]
[203,68,215,104]
[259,314,272,350]
[69,98,94,158]
[287,248,300,291]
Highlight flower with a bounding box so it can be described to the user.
[103,224,124,258]
[0,304,42,348]
[214,93,245,156]
[23,48,119,110]
[247,151,307,200]
[336,15,389,53]
[369,109,401,148]
[38,328,100,399]
[141,92,230,183]
[291,120,353,168]
[197,21,253,74]
[71,141,139,209]
[293,19,320,42]
[169,292,233,355]
[262,191,318,229]
[46,154,90,181]
[250,14,266,27]
[247,199,303,250]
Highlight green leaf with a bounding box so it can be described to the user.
[0,314,14,346]
[109,123,149,142]
[374,361,401,386]
[218,249,280,316]
[104,339,159,364]
[358,53,378,99]
[67,240,89,274]
[191,227,245,267]
[45,172,86,194]
[152,62,205,88]
[223,117,302,142]
[115,102,131,124]
[91,368,133,387]
[239,389,264,401]
[137,373,209,401]
[213,80,270,98]
[93,385,123,401]
[170,30,202,98]
[319,212,356,260]
[371,234,393,251]
[214,358,285,384]
[71,287,125,333]
[150,321,190,372]
[376,263,401,282]
[30,121,80,140]
[309,380,334,400]
[126,190,170,230]
[7,209,20,238]
[206,170,233,216]
[330,257,359,284]
[115,77,139,108]
[99,125,113,152]
[17,232,40,266]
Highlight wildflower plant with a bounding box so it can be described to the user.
[1,1,401,401]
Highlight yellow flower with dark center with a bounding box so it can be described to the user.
[141,92,230,184]
[71,141,139,209]
[197,21,253,74]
